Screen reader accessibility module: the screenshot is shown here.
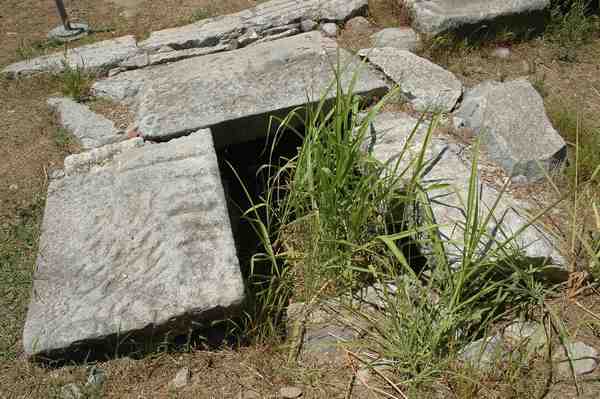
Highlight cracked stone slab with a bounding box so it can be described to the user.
[371,28,420,52]
[48,97,126,150]
[359,47,462,112]
[2,36,139,78]
[454,79,567,182]
[94,32,387,145]
[405,0,550,35]
[139,0,368,51]
[119,44,231,70]
[368,111,565,270]
[23,131,244,359]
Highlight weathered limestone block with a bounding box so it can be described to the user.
[23,131,244,359]
[139,0,368,51]
[93,32,387,145]
[368,112,565,270]
[359,47,462,112]
[2,36,139,78]
[454,79,567,181]
[405,0,550,35]
[371,28,420,52]
[48,97,125,150]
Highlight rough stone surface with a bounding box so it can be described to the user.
[405,0,550,35]
[95,32,387,145]
[345,16,372,33]
[2,36,139,78]
[47,97,125,150]
[139,0,368,51]
[503,321,547,354]
[300,19,318,32]
[23,131,244,358]
[554,342,599,377]
[454,79,567,181]
[460,335,504,369]
[371,27,420,52]
[368,112,565,269]
[120,44,231,71]
[320,22,338,37]
[359,47,461,112]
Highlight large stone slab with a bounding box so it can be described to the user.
[48,97,125,150]
[454,79,567,182]
[23,131,244,359]
[139,0,368,51]
[93,32,388,144]
[359,47,462,112]
[2,36,139,78]
[371,28,420,52]
[368,111,565,270]
[405,0,550,35]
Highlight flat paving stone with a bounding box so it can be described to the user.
[23,131,244,359]
[2,36,139,78]
[139,0,368,51]
[454,79,567,182]
[93,32,387,145]
[368,111,565,270]
[359,47,462,112]
[405,0,550,35]
[48,97,125,150]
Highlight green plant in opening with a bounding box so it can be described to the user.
[548,0,600,61]
[58,57,92,102]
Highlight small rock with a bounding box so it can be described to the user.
[157,45,174,53]
[279,386,303,398]
[238,29,260,46]
[503,321,547,354]
[320,23,338,38]
[60,383,82,399]
[169,367,191,389]
[460,335,505,370]
[107,67,123,77]
[371,27,420,52]
[345,16,371,33]
[300,19,317,32]
[491,47,511,59]
[554,342,599,377]
[9,184,18,190]
[86,366,106,387]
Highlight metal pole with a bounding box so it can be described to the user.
[54,0,72,31]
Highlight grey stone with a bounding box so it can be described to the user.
[503,321,547,353]
[320,22,338,37]
[279,386,303,398]
[48,23,90,43]
[121,44,231,70]
[60,383,82,399]
[405,0,550,35]
[454,79,567,182]
[95,32,387,145]
[554,342,599,377]
[47,97,125,150]
[249,28,300,46]
[86,366,107,387]
[491,47,511,59]
[169,367,191,389]
[359,47,462,112]
[237,29,261,46]
[345,16,372,33]
[22,131,244,358]
[300,19,318,32]
[139,0,368,52]
[371,28,420,52]
[461,335,505,369]
[368,112,565,269]
[2,36,139,78]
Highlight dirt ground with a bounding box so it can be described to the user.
[1,1,600,398]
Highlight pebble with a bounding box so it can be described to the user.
[345,16,371,32]
[300,19,317,32]
[86,366,106,387]
[491,47,511,59]
[279,386,303,398]
[169,367,191,389]
[320,23,338,38]
[554,342,599,377]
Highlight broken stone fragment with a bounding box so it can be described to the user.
[554,342,599,377]
[94,32,387,145]
[359,47,462,112]
[47,97,126,151]
[404,0,550,36]
[139,0,368,52]
[2,36,139,78]
[460,335,505,370]
[23,131,244,359]
[371,27,420,52]
[454,79,567,182]
[367,111,565,269]
[320,22,338,38]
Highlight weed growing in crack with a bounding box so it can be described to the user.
[548,0,600,61]
[58,57,92,102]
